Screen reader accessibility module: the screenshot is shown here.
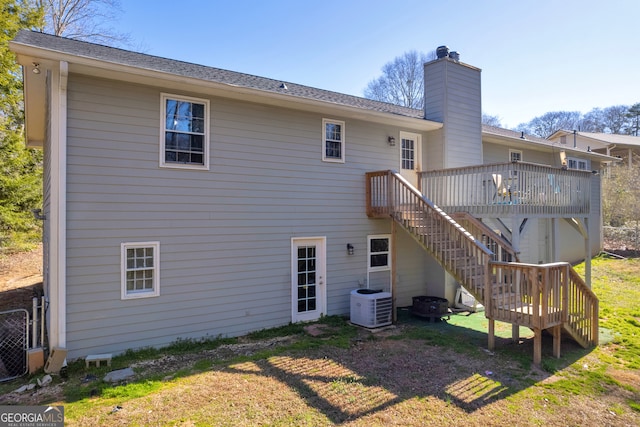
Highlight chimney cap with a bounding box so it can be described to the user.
[436,45,450,59]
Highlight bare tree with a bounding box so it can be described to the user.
[33,0,130,46]
[603,162,640,227]
[580,106,629,134]
[482,114,502,127]
[602,105,630,134]
[364,50,436,109]
[516,111,581,138]
[579,108,606,133]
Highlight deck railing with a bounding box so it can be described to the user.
[366,170,599,356]
[567,267,600,346]
[366,170,493,303]
[487,261,597,346]
[488,261,567,329]
[418,162,594,216]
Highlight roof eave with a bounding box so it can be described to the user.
[482,130,618,162]
[10,39,443,132]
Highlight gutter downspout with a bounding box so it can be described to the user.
[49,61,68,351]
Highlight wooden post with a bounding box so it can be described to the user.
[533,327,542,366]
[512,324,520,342]
[584,217,591,288]
[488,318,495,351]
[391,219,397,323]
[552,325,562,358]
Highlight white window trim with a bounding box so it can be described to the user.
[121,241,160,300]
[322,118,345,163]
[567,157,589,171]
[160,93,210,170]
[368,234,391,272]
[509,149,522,162]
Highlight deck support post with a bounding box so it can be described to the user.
[533,327,542,366]
[551,218,560,262]
[512,324,520,342]
[583,217,591,288]
[552,325,562,358]
[391,220,397,323]
[488,318,495,351]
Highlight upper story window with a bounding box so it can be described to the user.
[161,93,210,170]
[121,242,160,300]
[567,157,589,171]
[322,119,345,163]
[509,149,522,162]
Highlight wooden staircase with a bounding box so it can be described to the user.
[366,170,599,365]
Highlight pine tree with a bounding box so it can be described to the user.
[0,0,43,249]
[626,103,640,136]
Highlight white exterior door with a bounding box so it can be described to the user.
[291,237,326,322]
[399,131,422,189]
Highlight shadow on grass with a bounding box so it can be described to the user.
[43,313,600,425]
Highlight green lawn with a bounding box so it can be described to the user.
[2,256,639,426]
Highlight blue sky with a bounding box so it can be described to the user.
[114,0,639,129]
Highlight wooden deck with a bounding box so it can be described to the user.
[366,170,599,366]
[417,162,595,218]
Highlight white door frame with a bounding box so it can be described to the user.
[399,131,422,188]
[291,237,326,322]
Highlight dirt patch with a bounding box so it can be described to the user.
[0,245,43,312]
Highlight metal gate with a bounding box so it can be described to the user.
[0,309,29,382]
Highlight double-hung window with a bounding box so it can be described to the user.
[322,119,345,163]
[509,149,522,162]
[121,242,160,299]
[368,235,391,272]
[161,93,210,170]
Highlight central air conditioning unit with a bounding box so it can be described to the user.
[350,289,393,328]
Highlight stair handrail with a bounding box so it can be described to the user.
[449,212,519,262]
[367,170,494,309]
[388,170,494,256]
[567,266,599,346]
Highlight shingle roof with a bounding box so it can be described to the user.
[481,124,549,144]
[12,30,424,119]
[575,132,640,147]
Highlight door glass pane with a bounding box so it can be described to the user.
[402,138,415,170]
[296,245,317,313]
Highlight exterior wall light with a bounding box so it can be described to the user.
[347,243,354,255]
[388,136,396,146]
[32,63,41,74]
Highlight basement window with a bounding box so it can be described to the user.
[368,235,391,272]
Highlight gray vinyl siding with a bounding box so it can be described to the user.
[63,74,429,358]
[424,59,482,169]
[483,143,556,166]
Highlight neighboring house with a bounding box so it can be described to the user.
[548,130,639,170]
[10,32,612,364]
